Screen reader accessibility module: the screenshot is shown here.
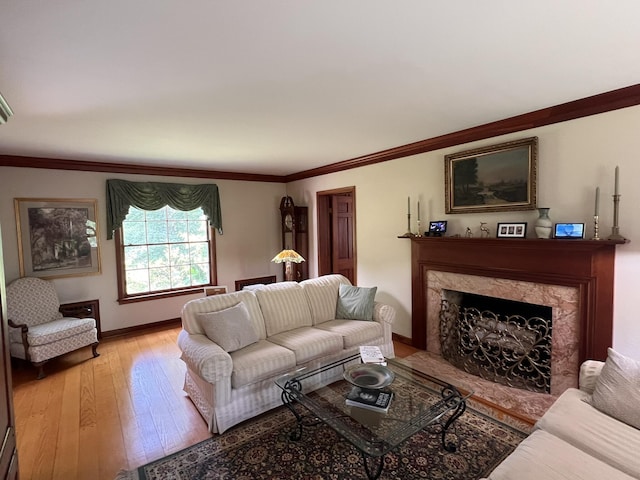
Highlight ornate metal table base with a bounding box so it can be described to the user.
[279,375,468,480]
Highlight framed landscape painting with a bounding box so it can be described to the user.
[445,137,538,214]
[15,198,101,279]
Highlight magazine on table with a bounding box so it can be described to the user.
[346,386,393,413]
[359,345,385,364]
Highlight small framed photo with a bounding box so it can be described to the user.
[496,222,527,238]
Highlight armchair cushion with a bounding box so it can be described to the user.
[197,302,259,353]
[26,317,96,346]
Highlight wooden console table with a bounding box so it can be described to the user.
[60,298,102,339]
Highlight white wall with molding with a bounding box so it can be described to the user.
[287,105,640,358]
[0,167,286,333]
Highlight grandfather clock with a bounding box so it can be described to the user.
[279,196,308,281]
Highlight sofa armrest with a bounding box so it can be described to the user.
[177,329,233,384]
[373,302,395,325]
[579,359,605,394]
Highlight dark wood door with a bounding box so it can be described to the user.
[0,227,18,479]
[331,195,355,282]
[317,187,356,285]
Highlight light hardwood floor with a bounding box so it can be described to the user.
[12,326,418,480]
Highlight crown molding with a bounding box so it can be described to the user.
[1,83,639,182]
[0,155,286,183]
[284,83,640,182]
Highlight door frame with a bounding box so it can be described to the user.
[316,186,356,284]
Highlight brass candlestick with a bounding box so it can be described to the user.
[591,215,600,240]
[607,194,626,241]
[399,212,415,238]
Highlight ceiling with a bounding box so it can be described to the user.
[1,2,640,177]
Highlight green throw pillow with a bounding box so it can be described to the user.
[336,284,377,321]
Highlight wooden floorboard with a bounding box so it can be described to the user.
[12,326,419,480]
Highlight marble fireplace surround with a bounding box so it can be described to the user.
[427,270,577,394]
[410,237,625,396]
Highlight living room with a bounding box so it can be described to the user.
[1,2,640,479]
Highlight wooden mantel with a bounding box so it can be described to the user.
[410,237,628,362]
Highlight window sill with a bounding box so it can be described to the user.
[117,286,209,305]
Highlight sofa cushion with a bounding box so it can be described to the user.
[267,327,343,364]
[314,319,383,349]
[197,302,259,353]
[487,429,636,480]
[255,282,313,336]
[535,388,640,478]
[230,340,296,389]
[182,290,266,339]
[336,284,377,321]
[590,348,640,430]
[300,274,351,325]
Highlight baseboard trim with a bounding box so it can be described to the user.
[102,318,182,339]
[392,332,413,345]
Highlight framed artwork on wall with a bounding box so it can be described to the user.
[14,198,101,279]
[445,137,538,214]
[496,222,528,238]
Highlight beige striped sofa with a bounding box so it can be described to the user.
[177,274,396,433]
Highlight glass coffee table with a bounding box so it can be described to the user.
[275,353,471,480]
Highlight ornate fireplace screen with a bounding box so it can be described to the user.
[440,298,552,393]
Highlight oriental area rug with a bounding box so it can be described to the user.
[116,399,530,480]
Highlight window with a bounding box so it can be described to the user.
[115,206,216,303]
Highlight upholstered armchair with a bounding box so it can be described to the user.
[6,277,100,379]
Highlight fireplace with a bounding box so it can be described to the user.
[440,290,552,394]
[410,236,625,395]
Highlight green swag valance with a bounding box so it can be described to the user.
[106,179,223,240]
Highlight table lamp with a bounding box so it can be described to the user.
[271,249,305,281]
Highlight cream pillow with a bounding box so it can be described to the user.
[590,347,640,429]
[197,302,259,353]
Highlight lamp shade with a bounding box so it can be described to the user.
[271,249,305,264]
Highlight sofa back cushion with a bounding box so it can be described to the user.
[181,290,266,339]
[255,282,313,336]
[300,274,352,325]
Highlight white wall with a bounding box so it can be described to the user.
[0,167,286,332]
[287,105,640,359]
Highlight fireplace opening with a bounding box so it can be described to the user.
[440,290,552,394]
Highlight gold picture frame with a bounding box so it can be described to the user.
[15,198,101,279]
[445,137,538,214]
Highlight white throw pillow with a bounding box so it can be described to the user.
[197,302,259,353]
[590,347,640,429]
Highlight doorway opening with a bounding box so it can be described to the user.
[316,186,356,285]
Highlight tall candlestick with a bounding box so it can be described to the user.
[614,166,619,196]
[595,186,600,216]
[407,196,410,215]
[417,201,420,221]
